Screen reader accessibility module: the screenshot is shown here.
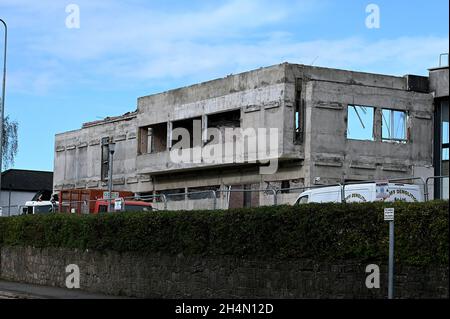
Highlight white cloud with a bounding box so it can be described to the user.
[3,0,449,95]
[64,35,449,81]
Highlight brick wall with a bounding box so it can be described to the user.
[0,246,447,298]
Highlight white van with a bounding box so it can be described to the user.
[294,182,423,205]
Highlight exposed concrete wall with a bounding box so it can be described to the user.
[429,67,449,98]
[306,79,433,184]
[53,114,150,193]
[137,64,288,114]
[135,74,291,175]
[53,63,436,204]
[154,198,217,211]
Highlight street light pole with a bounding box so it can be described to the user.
[0,19,7,195]
[107,142,116,212]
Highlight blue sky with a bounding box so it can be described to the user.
[0,0,448,171]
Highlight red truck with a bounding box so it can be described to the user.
[58,189,152,214]
[94,199,152,213]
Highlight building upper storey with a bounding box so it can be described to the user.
[54,63,435,191]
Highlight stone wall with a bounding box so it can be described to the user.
[0,246,447,299]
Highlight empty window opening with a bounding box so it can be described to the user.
[187,186,220,200]
[227,184,259,209]
[136,192,156,203]
[101,137,110,181]
[172,117,202,149]
[139,123,167,154]
[382,109,408,142]
[243,184,253,208]
[347,105,375,141]
[206,109,241,144]
[138,127,151,154]
[294,83,304,144]
[280,180,290,193]
[156,188,185,201]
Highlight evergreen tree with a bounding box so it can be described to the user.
[1,115,18,170]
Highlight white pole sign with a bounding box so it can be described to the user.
[384,208,394,221]
[384,207,395,299]
[114,198,123,211]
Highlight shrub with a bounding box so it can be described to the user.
[0,201,447,266]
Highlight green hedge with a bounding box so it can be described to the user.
[0,201,448,266]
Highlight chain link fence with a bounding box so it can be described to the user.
[7,175,448,215]
[424,175,449,201]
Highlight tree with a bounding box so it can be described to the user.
[1,115,18,170]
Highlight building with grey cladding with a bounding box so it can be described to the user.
[53,62,449,207]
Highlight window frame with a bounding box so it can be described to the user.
[346,104,376,142]
[294,80,304,145]
[381,108,409,143]
[101,137,110,181]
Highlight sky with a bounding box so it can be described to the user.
[0,0,448,172]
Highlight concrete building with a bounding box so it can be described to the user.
[0,169,53,216]
[53,61,449,208]
[429,56,449,199]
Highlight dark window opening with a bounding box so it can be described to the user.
[227,184,259,209]
[101,137,110,181]
[156,188,185,201]
[172,117,202,149]
[294,82,304,144]
[280,180,290,193]
[187,186,220,199]
[138,127,151,154]
[206,109,241,144]
[139,123,167,154]
[243,184,252,208]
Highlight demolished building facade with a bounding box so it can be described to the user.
[53,62,449,206]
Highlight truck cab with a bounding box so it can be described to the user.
[94,199,152,213]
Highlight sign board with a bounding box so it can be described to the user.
[384,208,394,221]
[114,198,123,211]
[103,191,119,200]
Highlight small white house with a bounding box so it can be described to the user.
[0,169,53,216]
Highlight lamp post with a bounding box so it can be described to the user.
[0,19,7,196]
[107,142,116,212]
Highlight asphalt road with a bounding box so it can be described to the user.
[0,280,127,299]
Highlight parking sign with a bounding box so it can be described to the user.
[384,208,394,221]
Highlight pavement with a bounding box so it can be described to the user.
[0,280,128,299]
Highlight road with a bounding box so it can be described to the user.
[0,280,127,299]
